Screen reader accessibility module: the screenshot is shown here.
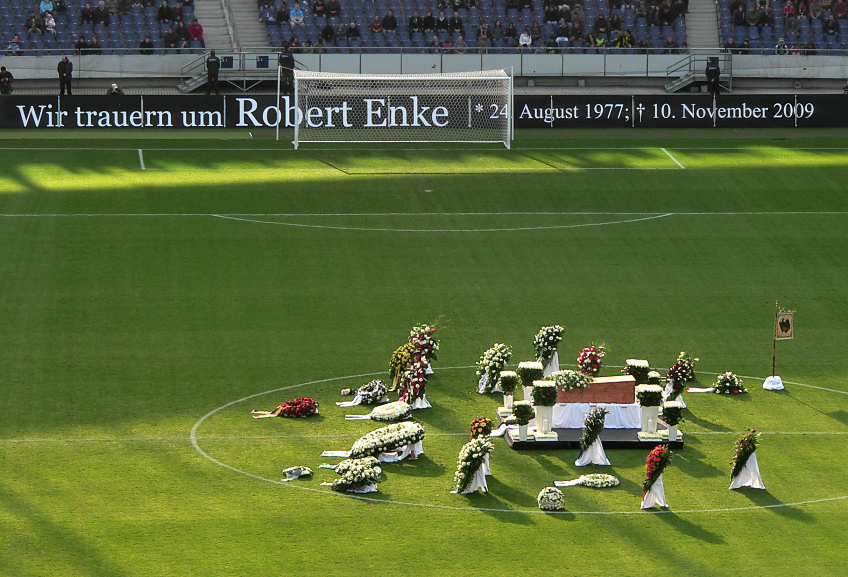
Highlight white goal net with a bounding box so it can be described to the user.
[286,69,513,149]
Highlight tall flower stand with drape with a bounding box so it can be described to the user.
[729,452,765,490]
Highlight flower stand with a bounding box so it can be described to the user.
[518,424,528,441]
[410,395,432,410]
[398,440,424,461]
[640,405,659,433]
[667,424,679,441]
[455,464,488,494]
[729,452,765,490]
[523,385,534,403]
[542,350,560,377]
[575,438,611,467]
[640,474,668,509]
[534,405,554,432]
[503,393,513,410]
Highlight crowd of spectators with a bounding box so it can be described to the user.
[262,0,690,54]
[721,0,848,54]
[0,0,204,55]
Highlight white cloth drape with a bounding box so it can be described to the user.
[336,394,390,408]
[477,373,503,394]
[378,452,400,463]
[574,438,611,466]
[729,452,765,490]
[640,475,668,509]
[425,363,434,375]
[321,450,351,458]
[490,423,509,438]
[554,477,585,487]
[482,453,491,476]
[452,464,488,494]
[763,376,784,391]
[553,403,641,429]
[397,440,424,460]
[542,351,560,376]
[686,387,714,393]
[411,395,431,409]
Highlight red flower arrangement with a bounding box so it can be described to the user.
[643,443,673,496]
[277,397,319,417]
[730,429,760,479]
[665,364,688,397]
[577,344,605,377]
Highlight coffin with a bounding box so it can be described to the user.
[556,375,637,404]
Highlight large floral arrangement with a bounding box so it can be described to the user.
[714,371,747,395]
[349,421,426,459]
[517,361,544,390]
[531,381,559,406]
[730,429,760,479]
[398,359,429,404]
[622,359,651,384]
[277,397,319,417]
[578,474,620,488]
[545,369,592,392]
[410,324,439,361]
[356,379,388,405]
[577,343,606,376]
[475,343,513,393]
[512,400,535,426]
[533,325,564,364]
[389,343,415,390]
[452,437,493,493]
[666,351,698,397]
[537,487,565,511]
[579,406,608,452]
[498,371,518,395]
[470,417,494,439]
[397,324,440,403]
[330,457,382,492]
[370,401,412,423]
[643,444,673,496]
[662,401,685,426]
[647,371,662,385]
[636,384,664,407]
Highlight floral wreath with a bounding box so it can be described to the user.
[356,379,388,405]
[643,443,672,496]
[277,397,318,417]
[577,343,605,377]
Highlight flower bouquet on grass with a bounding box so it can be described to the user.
[476,343,513,393]
[328,457,382,492]
[452,437,494,494]
[389,343,415,391]
[557,473,620,488]
[533,325,563,366]
[579,407,609,452]
[251,397,318,418]
[398,359,429,405]
[643,444,672,497]
[714,372,747,395]
[470,417,494,439]
[622,359,651,383]
[368,401,412,423]
[537,487,565,511]
[647,371,662,385]
[356,379,388,405]
[577,343,605,377]
[545,369,593,393]
[731,429,760,479]
[349,421,426,459]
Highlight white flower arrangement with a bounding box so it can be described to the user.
[476,343,513,393]
[498,370,518,395]
[452,437,494,493]
[647,370,662,384]
[545,369,593,392]
[369,401,412,423]
[355,379,388,405]
[531,380,559,406]
[349,421,426,459]
[578,474,619,488]
[533,325,564,362]
[622,359,651,383]
[537,486,565,511]
[626,359,650,369]
[635,384,664,406]
[330,457,382,492]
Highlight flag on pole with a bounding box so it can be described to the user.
[775,312,794,340]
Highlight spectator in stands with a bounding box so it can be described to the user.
[175,20,190,47]
[530,21,543,43]
[74,35,88,52]
[476,21,490,44]
[585,31,602,48]
[287,35,300,51]
[434,11,448,32]
[504,21,518,44]
[370,15,383,33]
[803,39,817,54]
[25,11,42,33]
[594,12,609,35]
[275,2,289,23]
[784,12,800,35]
[797,0,807,18]
[409,10,423,36]
[834,0,846,18]
[663,34,679,52]
[442,36,453,52]
[206,50,220,94]
[189,18,204,47]
[659,0,674,25]
[544,3,559,23]
[58,55,73,94]
[616,28,635,47]
[518,26,532,47]
[163,27,178,48]
[346,21,360,39]
[117,0,131,15]
[824,14,838,35]
[0,66,12,94]
[571,3,585,29]
[491,19,503,41]
[88,35,102,53]
[44,11,57,35]
[546,34,559,52]
[427,34,441,52]
[738,37,750,52]
[789,42,800,53]
[809,0,823,19]
[313,0,326,18]
[39,0,54,14]
[260,3,275,23]
[636,0,648,18]
[673,0,686,18]
[454,34,468,52]
[289,3,304,27]
[822,0,833,12]
[321,21,335,43]
[423,10,436,32]
[609,13,622,33]
[759,5,774,31]
[139,34,154,54]
[326,0,341,17]
[745,4,759,27]
[775,37,789,53]
[449,10,464,33]
[108,82,124,95]
[732,3,746,26]
[6,35,22,55]
[158,0,174,23]
[555,18,569,42]
[570,19,584,40]
[782,0,795,16]
[383,10,398,32]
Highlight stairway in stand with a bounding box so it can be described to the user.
[685,0,720,49]
[229,0,273,50]
[193,0,235,50]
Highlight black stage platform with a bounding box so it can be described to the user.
[505,426,685,450]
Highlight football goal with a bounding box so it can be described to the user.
[280,69,513,149]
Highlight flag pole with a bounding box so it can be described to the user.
[772,300,778,378]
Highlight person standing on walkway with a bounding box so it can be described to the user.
[206,49,220,95]
[58,56,73,95]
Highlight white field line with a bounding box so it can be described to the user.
[1,211,847,217]
[137,148,146,170]
[2,146,848,152]
[661,147,685,169]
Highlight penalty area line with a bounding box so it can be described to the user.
[661,147,685,169]
[138,148,146,170]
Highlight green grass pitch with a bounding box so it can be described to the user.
[1,128,847,577]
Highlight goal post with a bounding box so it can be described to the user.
[282,69,513,149]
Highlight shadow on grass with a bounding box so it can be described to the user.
[827,410,848,427]
[673,440,725,479]
[684,411,733,432]
[650,510,726,544]
[384,455,446,478]
[733,488,815,522]
[457,480,541,524]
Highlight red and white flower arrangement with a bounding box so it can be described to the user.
[713,371,747,395]
[277,397,318,417]
[577,343,605,376]
[643,443,673,496]
[730,429,760,479]
[398,324,439,403]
